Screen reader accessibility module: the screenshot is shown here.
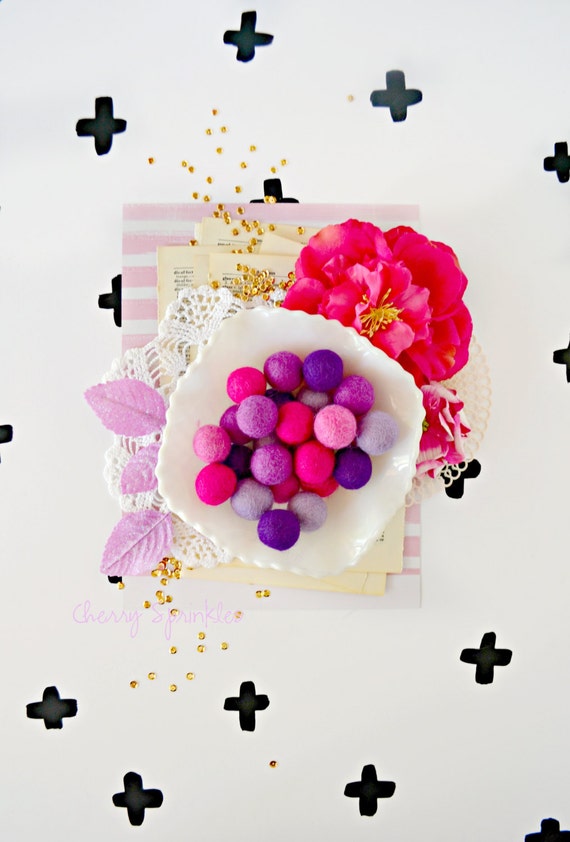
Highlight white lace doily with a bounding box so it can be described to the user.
[102,285,490,567]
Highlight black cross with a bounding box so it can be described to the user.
[224,680,269,731]
[26,686,78,729]
[344,764,396,817]
[553,336,570,382]
[0,424,13,462]
[98,273,122,327]
[370,70,422,122]
[460,632,512,684]
[112,772,163,826]
[526,818,570,841]
[250,177,299,204]
[544,142,570,183]
[223,11,273,62]
[76,97,127,156]
[107,575,122,585]
[442,459,481,499]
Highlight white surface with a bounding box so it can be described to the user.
[2,1,570,839]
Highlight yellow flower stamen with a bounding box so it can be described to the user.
[359,289,402,337]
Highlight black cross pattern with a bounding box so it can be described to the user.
[223,11,273,62]
[76,97,127,156]
[112,772,163,826]
[26,686,78,729]
[250,177,299,204]
[107,575,122,585]
[224,680,269,731]
[344,764,396,817]
[442,459,481,499]
[370,70,422,122]
[553,336,570,382]
[526,818,570,841]
[460,632,512,685]
[0,424,13,462]
[544,142,570,183]
[98,273,122,327]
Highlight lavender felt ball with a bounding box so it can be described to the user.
[302,349,343,392]
[193,424,232,463]
[236,395,278,438]
[334,447,372,490]
[297,387,330,412]
[333,375,375,416]
[356,410,399,455]
[287,492,327,532]
[231,478,273,520]
[257,509,301,551]
[223,444,252,479]
[251,443,293,486]
[264,351,303,392]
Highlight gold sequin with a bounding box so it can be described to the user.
[263,589,271,598]
[206,176,213,183]
[347,94,355,102]
[216,147,223,154]
[170,646,177,654]
[197,645,205,653]
[192,192,199,200]
[203,195,211,202]
[255,590,263,598]
[217,203,225,211]
[147,157,155,164]
[240,161,247,168]
[297,226,305,235]
[221,126,228,133]
[269,760,278,768]
[160,577,168,586]
[188,165,195,173]
[235,186,242,193]
[170,684,177,692]
[117,581,125,590]
[181,160,188,168]
[280,159,288,166]
[198,631,206,640]
[186,672,195,680]
[189,239,197,246]
[205,128,212,135]
[250,145,257,152]
[211,280,220,289]
[170,608,179,616]
[264,195,276,203]
[232,228,239,236]
[148,672,156,680]
[151,569,160,577]
[221,642,229,650]
[268,224,276,231]
[165,595,173,603]
[130,680,139,689]
[143,600,151,609]
[212,108,218,115]
[237,206,245,214]
[270,166,277,173]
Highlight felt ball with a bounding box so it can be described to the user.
[313,405,357,450]
[275,401,314,445]
[271,474,300,503]
[294,440,335,485]
[237,395,278,438]
[253,433,279,450]
[231,478,273,520]
[288,492,327,532]
[356,410,399,455]
[300,475,339,497]
[195,463,237,505]
[302,349,343,391]
[264,351,303,391]
[193,424,232,463]
[219,405,251,445]
[334,375,375,415]
[251,443,293,486]
[223,444,252,479]
[334,447,372,490]
[227,366,266,403]
[297,387,330,412]
[265,388,295,407]
[257,509,301,551]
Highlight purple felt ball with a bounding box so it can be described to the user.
[356,410,399,455]
[224,444,252,479]
[302,349,343,392]
[333,375,375,415]
[265,388,295,407]
[287,492,327,532]
[250,443,293,486]
[297,387,330,412]
[231,478,273,520]
[334,447,372,490]
[257,509,301,551]
[193,424,232,463]
[264,351,303,392]
[236,395,278,438]
[219,404,251,445]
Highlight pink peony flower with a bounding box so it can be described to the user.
[283,220,472,386]
[416,383,470,478]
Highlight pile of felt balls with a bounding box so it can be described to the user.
[193,349,399,551]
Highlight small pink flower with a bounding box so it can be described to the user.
[416,383,470,478]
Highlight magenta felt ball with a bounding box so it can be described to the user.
[271,474,300,503]
[334,447,372,490]
[356,410,399,455]
[288,492,327,532]
[333,375,375,415]
[264,351,303,392]
[294,440,335,485]
[275,401,314,445]
[193,424,232,463]
[219,405,251,445]
[297,387,330,412]
[237,395,278,438]
[231,478,273,520]
[313,405,357,450]
[251,443,293,486]
[226,366,266,403]
[195,463,237,505]
[302,349,343,391]
[257,509,301,551]
[300,475,339,498]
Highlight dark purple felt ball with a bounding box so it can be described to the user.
[257,508,301,551]
[333,447,373,490]
[223,444,252,479]
[264,351,303,392]
[302,349,344,392]
[265,388,295,407]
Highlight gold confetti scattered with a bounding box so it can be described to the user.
[203,195,211,202]
[170,608,179,616]
[198,632,206,640]
[213,210,221,218]
[210,280,220,289]
[268,223,276,231]
[217,203,225,210]
[263,589,271,598]
[206,176,213,183]
[155,590,165,604]
[250,145,257,152]
[130,680,139,689]
[280,159,288,166]
[143,601,151,609]
[206,128,212,135]
[160,577,168,586]
[221,126,228,133]
[297,226,305,235]
[181,160,188,168]
[235,186,242,193]
[165,595,173,603]
[188,165,195,173]
[170,646,177,654]
[197,645,205,653]
[148,157,155,164]
[186,672,195,680]
[255,590,263,598]
[170,684,177,692]
[237,206,245,214]
[212,108,218,115]
[232,228,239,236]
[117,581,125,590]
[148,672,156,680]
[347,94,355,102]
[221,642,229,650]
[192,192,199,200]
[216,147,223,154]
[240,161,247,169]
[270,166,277,173]
[264,195,277,203]
[269,760,278,768]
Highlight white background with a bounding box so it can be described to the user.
[2,0,570,838]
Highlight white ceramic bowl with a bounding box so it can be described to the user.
[157,308,423,577]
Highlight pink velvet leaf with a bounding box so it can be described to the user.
[101,510,173,576]
[120,443,161,494]
[85,379,166,436]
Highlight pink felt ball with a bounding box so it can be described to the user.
[263,351,303,392]
[195,463,237,505]
[251,443,293,486]
[226,366,266,403]
[193,424,232,463]
[275,401,314,445]
[271,474,300,503]
[313,405,357,450]
[294,440,335,485]
[333,375,375,415]
[236,395,278,438]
